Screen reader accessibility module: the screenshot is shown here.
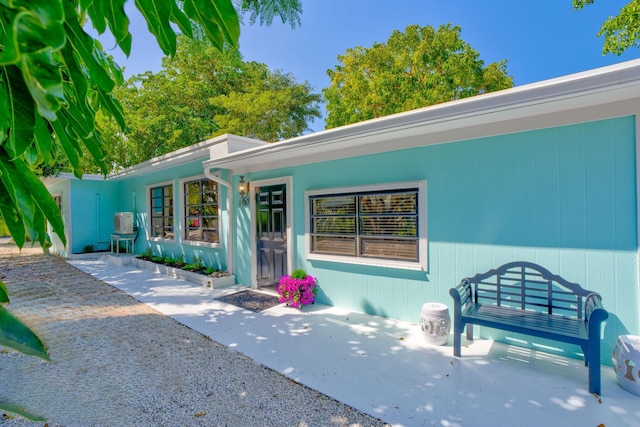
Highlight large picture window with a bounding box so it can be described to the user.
[308,184,423,265]
[183,179,219,243]
[149,183,174,239]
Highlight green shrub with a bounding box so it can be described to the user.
[174,254,186,267]
[191,256,204,269]
[140,247,154,260]
[204,267,216,275]
[151,256,163,263]
[82,244,95,253]
[290,269,308,279]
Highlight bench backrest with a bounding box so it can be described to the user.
[462,261,591,319]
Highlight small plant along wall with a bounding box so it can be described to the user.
[137,247,229,278]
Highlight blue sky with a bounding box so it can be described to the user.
[104,0,640,132]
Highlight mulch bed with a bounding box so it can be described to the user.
[216,290,282,312]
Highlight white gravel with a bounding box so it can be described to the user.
[0,246,389,427]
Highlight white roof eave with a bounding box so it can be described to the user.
[203,59,640,173]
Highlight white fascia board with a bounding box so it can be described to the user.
[203,59,640,173]
[42,173,106,187]
[108,134,265,181]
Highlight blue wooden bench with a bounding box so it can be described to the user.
[449,261,608,394]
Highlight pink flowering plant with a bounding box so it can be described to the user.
[277,269,318,309]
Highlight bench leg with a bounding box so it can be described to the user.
[453,327,461,357]
[587,342,602,395]
[452,313,463,357]
[466,323,473,341]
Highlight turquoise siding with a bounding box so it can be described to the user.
[68,179,118,254]
[114,159,231,271]
[238,117,639,361]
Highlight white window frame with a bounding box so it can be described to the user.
[178,174,221,248]
[305,180,428,271]
[146,180,176,242]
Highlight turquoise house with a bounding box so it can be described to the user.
[46,59,640,362]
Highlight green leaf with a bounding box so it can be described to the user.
[0,12,21,64]
[0,402,46,422]
[21,49,64,120]
[0,305,49,361]
[49,116,82,178]
[97,87,126,130]
[194,0,240,47]
[182,0,223,50]
[0,151,38,236]
[100,0,132,56]
[33,114,52,163]
[13,156,65,246]
[59,41,88,102]
[170,7,194,39]
[1,65,36,159]
[0,2,65,65]
[0,176,26,249]
[0,280,9,303]
[134,0,176,56]
[86,1,107,35]
[0,74,10,143]
[62,1,115,93]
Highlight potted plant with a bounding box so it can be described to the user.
[277,269,317,309]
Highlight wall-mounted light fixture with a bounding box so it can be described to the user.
[238,176,249,206]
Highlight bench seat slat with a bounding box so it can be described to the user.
[462,304,587,345]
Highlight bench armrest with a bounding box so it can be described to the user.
[450,279,472,311]
[584,292,608,330]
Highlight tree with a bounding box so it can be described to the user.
[0,0,301,420]
[323,24,513,129]
[573,0,640,54]
[100,36,320,168]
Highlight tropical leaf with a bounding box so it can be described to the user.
[100,0,132,56]
[0,65,36,159]
[12,155,65,246]
[0,151,40,242]
[0,1,65,64]
[0,402,46,422]
[133,0,176,55]
[0,178,26,249]
[62,2,115,93]
[49,115,83,178]
[193,0,240,46]
[33,115,53,163]
[0,280,9,303]
[0,306,49,360]
[21,49,65,120]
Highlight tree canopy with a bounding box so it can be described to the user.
[100,36,321,169]
[573,0,640,55]
[0,0,301,419]
[323,24,514,129]
[0,0,301,250]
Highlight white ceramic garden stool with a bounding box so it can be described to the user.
[612,335,640,396]
[420,302,451,346]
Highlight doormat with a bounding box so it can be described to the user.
[216,290,282,312]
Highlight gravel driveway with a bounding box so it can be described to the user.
[0,244,388,427]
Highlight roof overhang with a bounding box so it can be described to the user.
[108,134,266,181]
[203,59,640,174]
[42,173,106,187]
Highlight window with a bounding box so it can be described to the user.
[183,179,219,243]
[308,183,424,266]
[306,181,427,270]
[149,184,174,239]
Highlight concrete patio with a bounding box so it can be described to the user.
[68,254,640,427]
